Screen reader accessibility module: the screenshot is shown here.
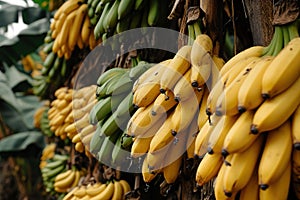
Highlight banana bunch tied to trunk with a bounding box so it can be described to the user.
[40,153,69,193]
[88,60,154,168]
[87,0,170,42]
[62,179,131,200]
[50,0,99,58]
[53,166,86,194]
[193,21,300,199]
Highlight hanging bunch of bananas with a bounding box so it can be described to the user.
[62,179,131,200]
[87,0,170,41]
[40,153,69,193]
[40,143,57,169]
[48,85,98,153]
[124,24,225,185]
[193,21,300,199]
[50,0,99,58]
[21,54,43,77]
[53,166,86,193]
[88,60,154,169]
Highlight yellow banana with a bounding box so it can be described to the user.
[219,45,264,77]
[119,179,131,195]
[206,79,225,116]
[142,155,161,183]
[251,76,300,134]
[75,141,84,153]
[70,170,81,188]
[292,105,300,149]
[194,114,220,158]
[222,110,256,156]
[190,34,213,88]
[57,10,77,51]
[185,114,198,159]
[72,133,81,143]
[79,124,96,137]
[207,114,239,154]
[54,169,73,183]
[239,167,259,200]
[54,169,76,189]
[151,90,177,116]
[237,56,273,112]
[86,183,106,197]
[195,152,223,186]
[131,136,154,158]
[173,68,195,102]
[68,4,88,50]
[197,86,209,129]
[74,113,90,130]
[62,186,80,200]
[259,161,291,200]
[62,0,83,15]
[160,45,192,93]
[163,155,183,184]
[222,135,264,197]
[261,37,300,99]
[81,14,91,45]
[133,81,161,108]
[111,180,123,200]
[170,87,203,135]
[73,185,87,198]
[89,182,114,200]
[207,55,224,89]
[258,120,292,189]
[215,58,261,116]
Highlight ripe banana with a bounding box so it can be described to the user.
[111,180,123,200]
[151,90,177,116]
[89,182,114,200]
[173,68,195,102]
[292,105,300,149]
[239,167,259,200]
[251,76,300,134]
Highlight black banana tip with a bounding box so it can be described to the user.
[259,184,269,190]
[174,96,180,102]
[160,88,166,94]
[191,81,198,88]
[261,93,270,99]
[151,110,157,116]
[294,143,300,150]
[133,104,139,109]
[171,130,177,136]
[237,106,246,113]
[221,149,229,158]
[224,191,232,197]
[206,108,212,116]
[207,147,214,154]
[250,124,259,134]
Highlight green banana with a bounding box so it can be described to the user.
[114,92,135,120]
[95,96,113,122]
[94,2,112,39]
[118,0,135,20]
[89,124,106,155]
[100,112,124,136]
[96,72,124,99]
[43,164,66,179]
[134,0,146,10]
[128,61,154,81]
[103,0,120,31]
[111,133,131,167]
[43,41,54,54]
[147,0,159,26]
[95,1,105,15]
[121,132,133,149]
[106,72,133,96]
[97,130,122,164]
[97,67,127,86]
[91,0,101,8]
[60,57,68,77]
[43,52,57,70]
[116,14,132,33]
[44,159,66,170]
[129,10,142,29]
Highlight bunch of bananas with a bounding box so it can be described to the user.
[87,0,170,41]
[39,106,55,137]
[62,179,131,200]
[88,61,154,168]
[21,54,43,77]
[48,85,98,153]
[124,32,225,185]
[40,153,69,193]
[40,143,57,169]
[53,167,85,193]
[194,22,300,199]
[50,0,99,58]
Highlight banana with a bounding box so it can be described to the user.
[129,61,154,81]
[73,185,88,198]
[94,2,111,39]
[222,110,256,156]
[147,0,159,26]
[130,135,154,158]
[195,152,223,186]
[170,88,203,136]
[239,167,259,200]
[259,161,291,200]
[163,155,183,184]
[81,14,92,45]
[132,59,171,93]
[97,67,127,87]
[237,56,273,112]
[258,120,292,190]
[111,180,123,200]
[185,113,198,159]
[197,86,209,129]
[262,37,300,99]
[54,168,73,183]
[207,114,239,154]
[63,0,83,15]
[219,45,265,77]
[222,135,264,197]
[97,131,121,164]
[292,105,300,149]
[57,10,77,51]
[194,114,220,158]
[215,57,261,116]
[206,78,225,116]
[103,0,120,31]
[132,81,161,108]
[250,76,300,134]
[93,96,112,122]
[114,92,135,122]
[142,155,161,183]
[100,112,124,136]
[118,0,135,20]
[151,90,177,116]
[89,182,114,200]
[89,124,106,155]
[106,72,133,96]
[54,169,76,189]
[68,3,88,50]
[207,55,224,89]
[190,34,213,88]
[159,45,192,94]
[85,182,105,196]
[119,179,131,195]
[173,68,195,102]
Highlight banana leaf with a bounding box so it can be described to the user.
[22,6,47,24]
[0,131,45,154]
[0,4,19,27]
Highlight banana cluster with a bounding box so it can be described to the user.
[124,34,223,185]
[50,0,99,59]
[87,0,170,41]
[40,143,57,169]
[48,85,98,153]
[54,168,84,193]
[62,179,131,200]
[194,22,300,199]
[40,153,69,193]
[21,54,43,77]
[88,61,153,168]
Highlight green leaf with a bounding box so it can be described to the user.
[22,6,47,24]
[0,4,19,27]
[3,63,31,91]
[0,131,45,153]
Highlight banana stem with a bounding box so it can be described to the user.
[288,21,299,40]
